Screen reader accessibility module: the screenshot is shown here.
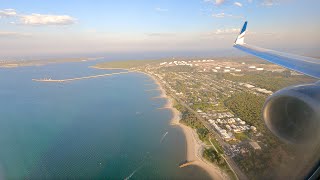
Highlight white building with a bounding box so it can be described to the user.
[249,142,261,150]
[244,84,255,88]
[250,126,257,131]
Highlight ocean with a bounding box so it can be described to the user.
[0,60,210,179]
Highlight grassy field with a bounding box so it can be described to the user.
[220,71,316,91]
[94,59,161,69]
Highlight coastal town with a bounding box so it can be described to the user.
[30,57,317,180]
[119,57,316,180]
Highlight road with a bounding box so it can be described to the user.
[158,76,248,180]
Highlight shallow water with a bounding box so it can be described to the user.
[0,60,211,179]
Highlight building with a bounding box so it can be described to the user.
[249,141,261,150]
[250,126,257,132]
[244,84,255,88]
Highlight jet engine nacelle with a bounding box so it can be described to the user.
[263,83,320,144]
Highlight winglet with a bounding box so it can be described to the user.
[234,21,247,45]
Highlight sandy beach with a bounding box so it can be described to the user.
[146,73,229,180]
[89,66,129,70]
[92,66,229,179]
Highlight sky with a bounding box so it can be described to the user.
[0,0,319,58]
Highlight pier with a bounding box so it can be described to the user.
[32,71,130,83]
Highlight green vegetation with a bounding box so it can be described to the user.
[179,110,211,144]
[210,138,224,154]
[225,92,265,132]
[225,92,301,179]
[95,59,161,69]
[197,128,209,141]
[224,92,279,144]
[173,101,185,112]
[234,144,299,180]
[160,65,194,72]
[218,71,316,91]
[203,148,237,180]
[124,56,313,179]
[191,103,215,112]
[180,111,203,129]
[234,132,249,141]
[203,148,225,166]
[227,56,270,64]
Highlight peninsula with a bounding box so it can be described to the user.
[94,57,316,180]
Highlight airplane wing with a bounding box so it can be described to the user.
[233,21,320,79]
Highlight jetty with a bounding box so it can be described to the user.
[32,71,130,83]
[179,161,196,168]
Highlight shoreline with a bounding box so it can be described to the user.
[144,72,229,180]
[92,66,229,179]
[89,66,130,70]
[0,57,103,69]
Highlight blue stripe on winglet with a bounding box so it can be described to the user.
[240,21,247,34]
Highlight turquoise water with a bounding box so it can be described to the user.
[0,61,210,179]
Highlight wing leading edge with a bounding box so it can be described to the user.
[233,21,320,79]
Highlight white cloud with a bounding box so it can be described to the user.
[261,0,284,6]
[262,0,274,6]
[155,8,168,12]
[0,9,17,17]
[214,28,240,35]
[212,13,227,18]
[0,31,31,37]
[19,14,76,25]
[203,0,226,5]
[0,8,76,26]
[207,0,279,6]
[234,2,243,7]
[212,12,244,18]
[215,0,226,5]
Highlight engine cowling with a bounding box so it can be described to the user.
[263,83,320,144]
